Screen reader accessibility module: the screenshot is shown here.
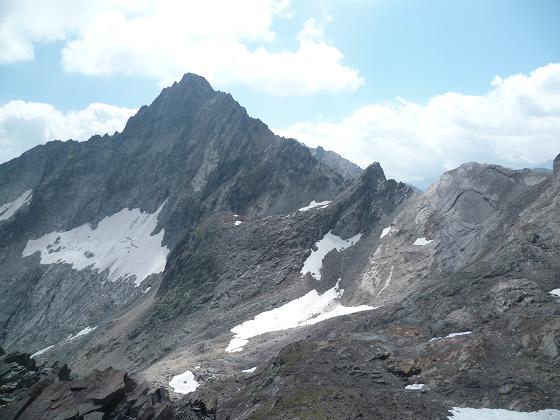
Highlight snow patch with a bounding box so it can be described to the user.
[405,384,424,390]
[242,367,257,373]
[298,200,331,212]
[31,345,54,358]
[169,370,199,394]
[430,331,472,342]
[549,289,560,298]
[66,326,96,341]
[23,204,169,286]
[234,220,243,226]
[225,281,375,353]
[301,231,362,281]
[448,407,560,419]
[447,331,472,338]
[66,326,97,341]
[143,286,152,294]
[0,190,32,221]
[413,237,433,246]
[380,226,391,239]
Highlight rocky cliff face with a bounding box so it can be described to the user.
[0,73,558,419]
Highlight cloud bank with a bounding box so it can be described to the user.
[278,64,560,183]
[0,101,136,163]
[0,0,362,95]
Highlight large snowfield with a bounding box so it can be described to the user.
[225,281,375,352]
[23,204,169,285]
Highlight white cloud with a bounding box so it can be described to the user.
[0,0,362,95]
[277,64,560,183]
[0,100,136,163]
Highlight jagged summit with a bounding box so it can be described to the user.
[359,161,386,183]
[122,73,221,137]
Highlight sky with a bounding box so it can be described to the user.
[1,0,559,185]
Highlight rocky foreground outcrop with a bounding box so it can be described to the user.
[0,346,214,419]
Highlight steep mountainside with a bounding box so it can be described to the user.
[0,74,559,419]
[0,74,350,354]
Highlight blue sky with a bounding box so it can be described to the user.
[1,0,559,183]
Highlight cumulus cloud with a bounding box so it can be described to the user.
[0,101,136,163]
[0,0,362,95]
[277,63,560,183]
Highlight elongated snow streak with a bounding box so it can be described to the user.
[66,326,97,341]
[448,407,560,419]
[430,331,472,342]
[446,331,471,338]
[413,237,433,246]
[298,200,331,212]
[0,190,32,221]
[23,203,169,286]
[31,325,97,357]
[380,226,391,239]
[169,370,199,394]
[242,367,257,373]
[301,231,362,281]
[225,281,375,353]
[405,384,424,390]
[31,345,54,358]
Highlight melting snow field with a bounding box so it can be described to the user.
[298,200,331,212]
[225,282,375,352]
[23,204,169,286]
[301,231,362,280]
[550,289,560,298]
[0,190,32,221]
[380,226,392,239]
[413,237,433,246]
[405,384,425,390]
[448,407,560,419]
[169,370,200,394]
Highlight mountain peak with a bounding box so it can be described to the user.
[175,72,214,93]
[360,161,386,184]
[121,73,217,137]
